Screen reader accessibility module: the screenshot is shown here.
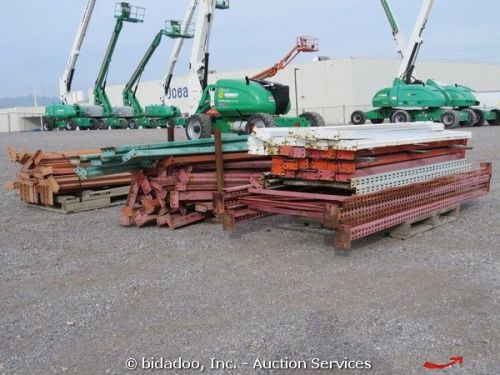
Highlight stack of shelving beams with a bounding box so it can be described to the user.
[248,123,473,193]
[218,122,492,248]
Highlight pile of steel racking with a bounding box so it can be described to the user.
[217,123,492,249]
[118,154,270,229]
[5,146,132,208]
[44,132,267,228]
[7,123,490,250]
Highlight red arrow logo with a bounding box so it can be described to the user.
[423,356,463,370]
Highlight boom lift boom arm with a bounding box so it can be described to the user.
[397,0,434,83]
[59,0,97,104]
[380,0,407,59]
[161,0,198,103]
[251,36,318,81]
[93,2,144,114]
[123,28,169,116]
[187,0,217,115]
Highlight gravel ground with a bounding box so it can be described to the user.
[0,127,499,375]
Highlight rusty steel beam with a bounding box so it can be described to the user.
[163,152,269,166]
[348,188,488,242]
[167,212,209,229]
[355,148,464,168]
[340,175,489,225]
[214,128,225,193]
[344,166,490,209]
[243,204,324,219]
[247,188,349,202]
[167,125,175,142]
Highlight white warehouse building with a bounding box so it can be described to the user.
[1,57,500,132]
[103,57,500,124]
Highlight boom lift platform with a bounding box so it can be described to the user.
[251,36,318,80]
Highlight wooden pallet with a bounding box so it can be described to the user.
[26,186,130,214]
[389,204,461,240]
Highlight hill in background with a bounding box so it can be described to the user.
[0,96,59,109]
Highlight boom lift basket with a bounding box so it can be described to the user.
[114,2,145,23]
[165,20,195,39]
[296,36,319,52]
[215,0,230,9]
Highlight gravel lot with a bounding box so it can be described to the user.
[0,127,499,375]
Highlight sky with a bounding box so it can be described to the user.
[0,0,499,98]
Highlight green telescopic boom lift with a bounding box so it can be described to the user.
[350,0,494,128]
[93,2,144,130]
[121,27,176,129]
[121,17,195,129]
[43,0,97,131]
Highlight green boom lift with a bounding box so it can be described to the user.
[121,20,194,129]
[186,77,326,140]
[44,0,97,131]
[185,4,324,140]
[351,0,479,128]
[145,0,201,128]
[377,0,483,127]
[93,2,144,130]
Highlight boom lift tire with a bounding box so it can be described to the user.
[390,109,411,123]
[67,120,77,131]
[299,111,325,127]
[99,120,109,130]
[91,119,101,130]
[246,113,277,134]
[42,120,54,131]
[128,120,138,129]
[441,110,460,129]
[472,108,485,127]
[487,109,500,126]
[119,119,128,129]
[460,108,477,127]
[186,113,213,140]
[351,110,366,125]
[166,119,176,129]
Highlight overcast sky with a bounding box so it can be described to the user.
[0,0,499,98]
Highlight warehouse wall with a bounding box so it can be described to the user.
[102,58,500,124]
[0,107,44,132]
[2,59,497,132]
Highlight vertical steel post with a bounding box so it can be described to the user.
[293,67,300,116]
[214,128,224,192]
[7,112,12,133]
[167,124,175,142]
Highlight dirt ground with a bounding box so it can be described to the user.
[0,127,499,374]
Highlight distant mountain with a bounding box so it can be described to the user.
[0,96,59,109]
